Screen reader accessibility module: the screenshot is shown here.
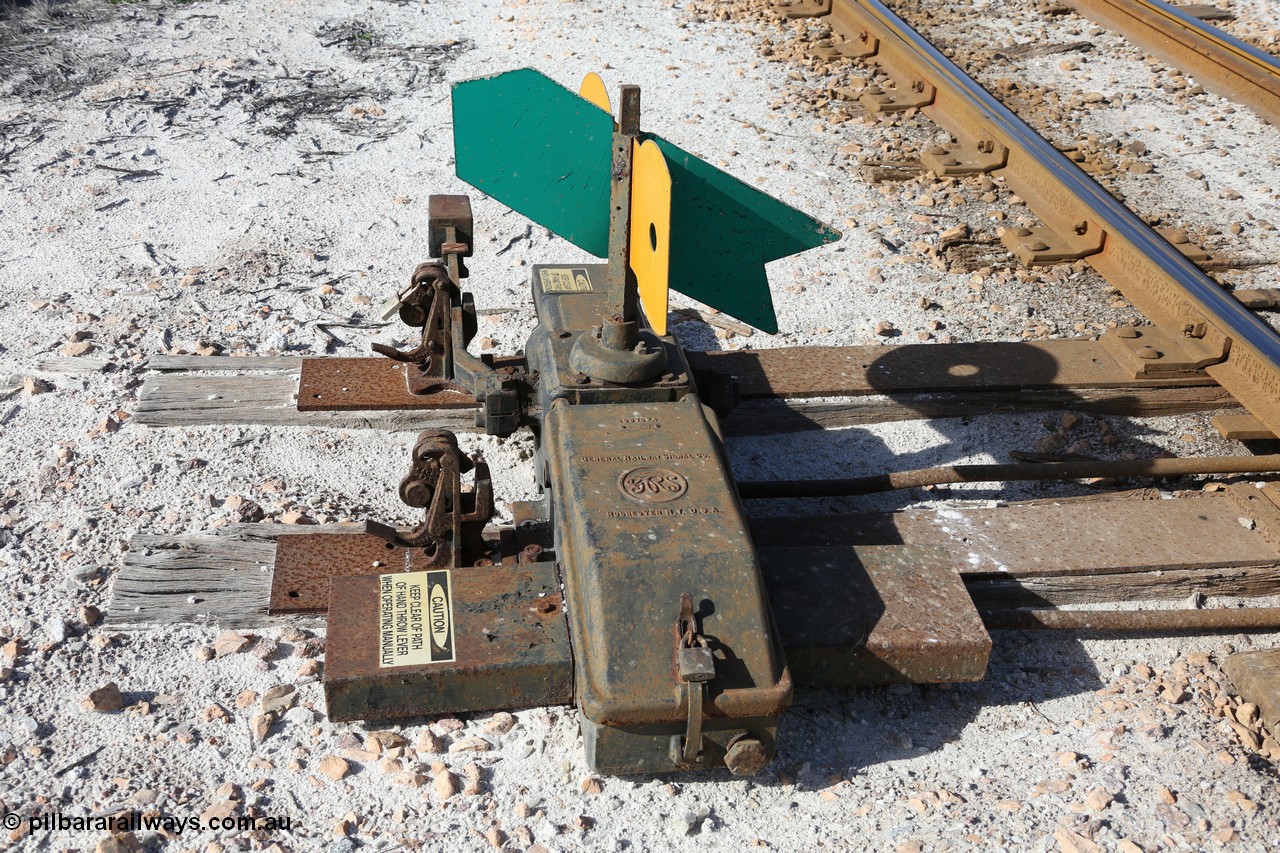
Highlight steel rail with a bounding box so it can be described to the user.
[804,0,1280,436]
[1068,0,1280,126]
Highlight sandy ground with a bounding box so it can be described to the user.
[2,0,1280,851]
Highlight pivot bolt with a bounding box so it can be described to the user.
[402,480,431,507]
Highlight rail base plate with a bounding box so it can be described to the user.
[297,357,476,411]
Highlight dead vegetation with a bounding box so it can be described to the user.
[316,19,474,92]
[0,0,116,101]
[0,3,475,155]
[234,72,383,140]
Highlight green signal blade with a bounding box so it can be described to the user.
[652,136,840,335]
[451,69,614,256]
[450,68,841,334]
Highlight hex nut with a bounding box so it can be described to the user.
[724,737,769,776]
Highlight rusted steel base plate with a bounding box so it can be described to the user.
[297,358,477,411]
[270,532,437,614]
[760,544,991,685]
[1223,649,1280,731]
[324,562,571,722]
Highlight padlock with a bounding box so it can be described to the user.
[678,646,716,682]
[377,282,419,322]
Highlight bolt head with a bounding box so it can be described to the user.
[724,738,769,776]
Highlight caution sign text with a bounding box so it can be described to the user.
[378,570,455,668]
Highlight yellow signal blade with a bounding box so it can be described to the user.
[630,139,672,335]
[579,72,612,117]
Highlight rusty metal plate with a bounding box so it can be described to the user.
[690,339,1214,401]
[1224,649,1280,731]
[271,531,440,614]
[297,357,478,411]
[324,562,571,722]
[750,492,1280,578]
[760,544,990,685]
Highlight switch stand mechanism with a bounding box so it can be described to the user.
[373,195,535,437]
[366,429,494,568]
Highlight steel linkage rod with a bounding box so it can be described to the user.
[737,454,1280,498]
[983,607,1280,632]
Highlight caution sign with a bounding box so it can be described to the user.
[378,571,455,668]
[539,267,593,293]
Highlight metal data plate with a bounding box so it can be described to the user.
[296,358,477,412]
[324,563,571,722]
[760,544,991,685]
